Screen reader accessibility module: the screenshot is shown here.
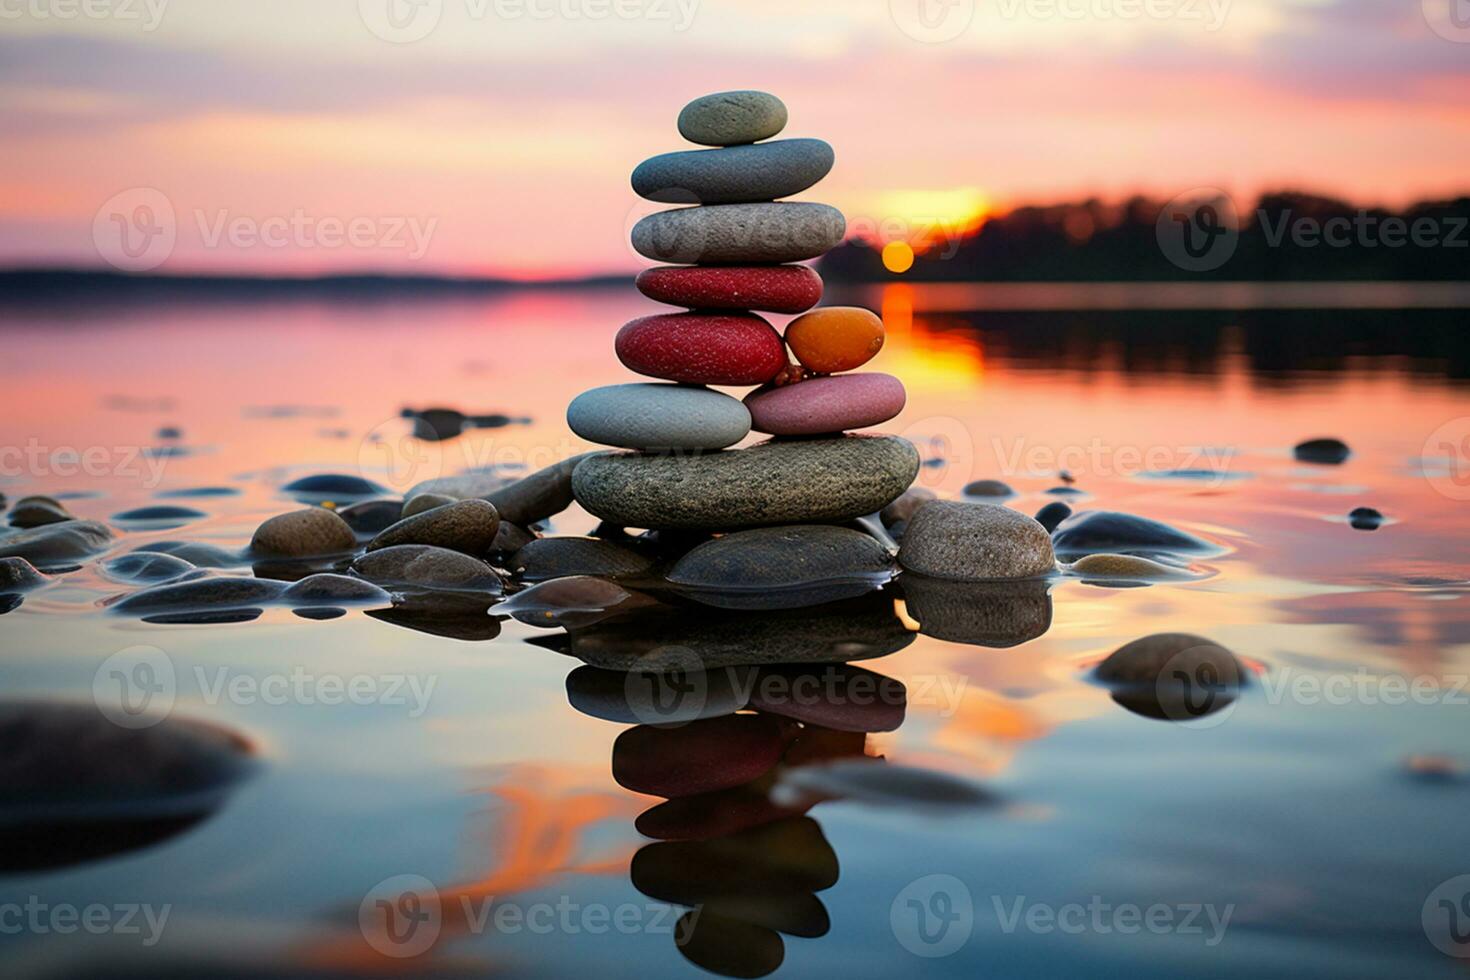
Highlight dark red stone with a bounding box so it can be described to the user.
[616,312,787,386]
[636,265,823,314]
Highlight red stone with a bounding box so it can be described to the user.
[616,312,787,386]
[636,265,823,315]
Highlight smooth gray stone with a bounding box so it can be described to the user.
[668,526,894,594]
[367,499,500,556]
[134,540,245,568]
[963,479,1015,499]
[401,492,454,518]
[898,500,1056,581]
[0,557,49,593]
[632,139,834,205]
[281,474,386,499]
[0,521,113,567]
[351,544,503,595]
[511,536,655,583]
[281,573,392,606]
[1094,633,1245,687]
[678,90,787,146]
[568,384,751,451]
[1051,510,1220,559]
[337,499,404,535]
[632,202,845,264]
[249,508,356,558]
[113,575,288,614]
[405,473,509,502]
[407,453,600,526]
[491,521,536,554]
[572,435,918,531]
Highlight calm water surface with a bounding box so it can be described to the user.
[2,284,1467,978]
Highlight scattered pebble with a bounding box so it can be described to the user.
[8,495,73,528]
[1033,500,1072,533]
[0,557,49,593]
[249,508,356,558]
[484,452,600,526]
[102,552,197,584]
[113,575,288,615]
[400,492,454,519]
[1349,506,1385,531]
[368,498,500,556]
[336,498,405,535]
[962,479,1014,499]
[155,486,240,499]
[281,573,392,606]
[1094,632,1246,722]
[111,505,205,528]
[898,500,1055,581]
[1069,553,1197,582]
[1051,510,1219,560]
[0,520,113,567]
[512,536,655,583]
[134,540,244,568]
[1294,437,1351,465]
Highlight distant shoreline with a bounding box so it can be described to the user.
[2,268,1468,311]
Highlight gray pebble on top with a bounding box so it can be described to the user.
[678,90,788,146]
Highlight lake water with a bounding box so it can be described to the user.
[2,283,1468,978]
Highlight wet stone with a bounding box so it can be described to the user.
[102,552,197,584]
[337,499,405,535]
[351,544,503,595]
[0,557,49,593]
[8,495,73,528]
[367,498,501,556]
[113,575,288,615]
[511,536,655,583]
[1051,510,1219,560]
[250,508,357,558]
[281,573,393,606]
[0,521,113,568]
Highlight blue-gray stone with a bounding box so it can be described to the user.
[568,384,750,451]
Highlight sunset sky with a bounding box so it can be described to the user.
[2,0,1469,278]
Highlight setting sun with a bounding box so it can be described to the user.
[862,187,995,255]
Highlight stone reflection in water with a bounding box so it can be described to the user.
[533,587,914,671]
[0,702,256,874]
[564,646,911,977]
[1093,632,1248,723]
[899,575,1052,647]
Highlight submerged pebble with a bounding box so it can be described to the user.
[1069,553,1197,582]
[962,479,1015,499]
[501,576,658,629]
[898,500,1055,581]
[368,498,500,556]
[1051,510,1219,560]
[281,573,392,606]
[134,540,244,568]
[0,557,49,593]
[667,525,893,603]
[281,474,386,500]
[8,495,73,528]
[0,520,113,567]
[250,508,356,558]
[0,701,255,872]
[102,552,197,584]
[351,544,503,595]
[1095,632,1247,722]
[512,536,655,583]
[1294,437,1351,465]
[113,575,288,615]
[111,505,205,528]
[1349,506,1385,531]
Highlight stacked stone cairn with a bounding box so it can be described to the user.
[568,90,920,548]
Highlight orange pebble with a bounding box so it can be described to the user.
[783,306,884,374]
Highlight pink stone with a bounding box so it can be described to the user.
[744,373,906,436]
